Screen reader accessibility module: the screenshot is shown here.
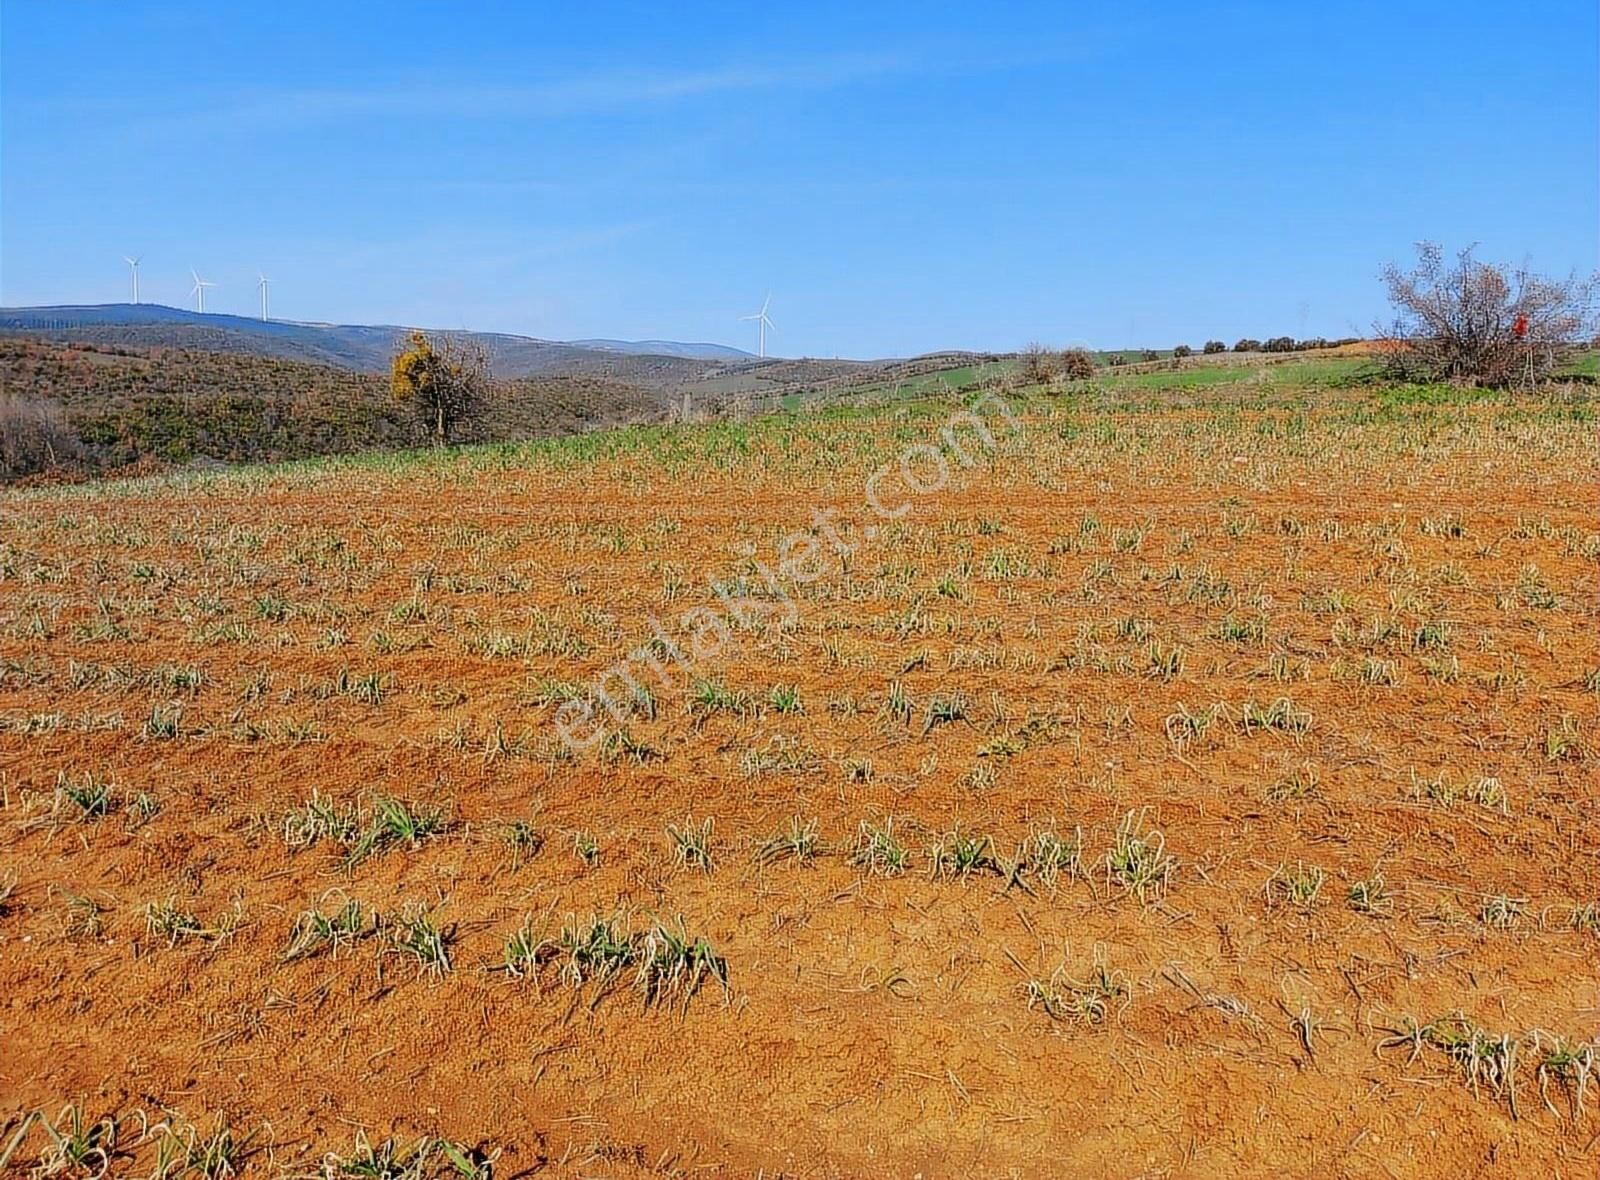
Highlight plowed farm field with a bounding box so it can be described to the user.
[2,384,1597,1178]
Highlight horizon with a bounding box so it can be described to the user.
[0,300,763,354]
[2,2,1596,356]
[0,299,1287,359]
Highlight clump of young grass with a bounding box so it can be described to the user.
[850,817,910,876]
[635,915,730,1009]
[379,904,454,979]
[1381,1014,1521,1109]
[59,889,106,940]
[282,893,373,962]
[146,1114,256,1180]
[1264,762,1319,804]
[1162,701,1227,750]
[1347,872,1392,916]
[1479,892,1525,930]
[571,829,600,868]
[927,825,996,879]
[144,898,241,947]
[600,728,662,764]
[25,1102,117,1178]
[1026,952,1126,1025]
[281,790,361,851]
[501,916,558,987]
[1266,861,1325,910]
[344,796,449,868]
[1408,767,1458,808]
[497,818,543,869]
[1531,1031,1596,1119]
[1008,824,1083,893]
[558,912,636,994]
[753,816,822,865]
[319,1131,492,1180]
[1464,776,1509,814]
[919,692,968,735]
[738,735,820,777]
[54,771,112,821]
[1144,640,1185,681]
[879,679,913,726]
[1568,902,1599,936]
[666,816,714,873]
[1105,810,1175,902]
[1239,696,1313,736]
[765,683,804,714]
[1544,714,1583,762]
[123,791,160,829]
[142,702,183,741]
[689,678,753,718]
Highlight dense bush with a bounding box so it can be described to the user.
[1203,340,1226,354]
[1173,344,1193,358]
[1233,338,1262,353]
[1060,348,1096,380]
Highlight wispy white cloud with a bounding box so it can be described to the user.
[127,51,912,134]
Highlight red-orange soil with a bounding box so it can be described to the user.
[2,395,1596,1177]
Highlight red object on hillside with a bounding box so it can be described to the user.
[1513,313,1529,339]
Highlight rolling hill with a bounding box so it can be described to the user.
[0,304,752,379]
[0,306,1024,481]
[0,337,669,477]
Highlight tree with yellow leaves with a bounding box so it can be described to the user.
[390,330,488,447]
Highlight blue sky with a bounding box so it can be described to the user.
[2,2,1595,357]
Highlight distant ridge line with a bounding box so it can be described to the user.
[0,303,757,365]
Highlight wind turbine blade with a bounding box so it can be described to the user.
[761,293,771,315]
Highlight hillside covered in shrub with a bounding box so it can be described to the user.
[0,338,666,480]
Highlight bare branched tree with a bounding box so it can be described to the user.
[1020,342,1061,386]
[0,394,81,480]
[391,330,490,446]
[1379,243,1597,387]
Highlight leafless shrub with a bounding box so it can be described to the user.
[1379,242,1597,387]
[0,394,81,479]
[1020,343,1061,385]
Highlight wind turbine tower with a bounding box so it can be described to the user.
[122,256,142,304]
[258,274,271,321]
[190,269,216,314]
[740,293,776,359]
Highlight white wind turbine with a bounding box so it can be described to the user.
[122,255,142,304]
[257,273,271,321]
[190,268,216,313]
[740,293,775,359]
